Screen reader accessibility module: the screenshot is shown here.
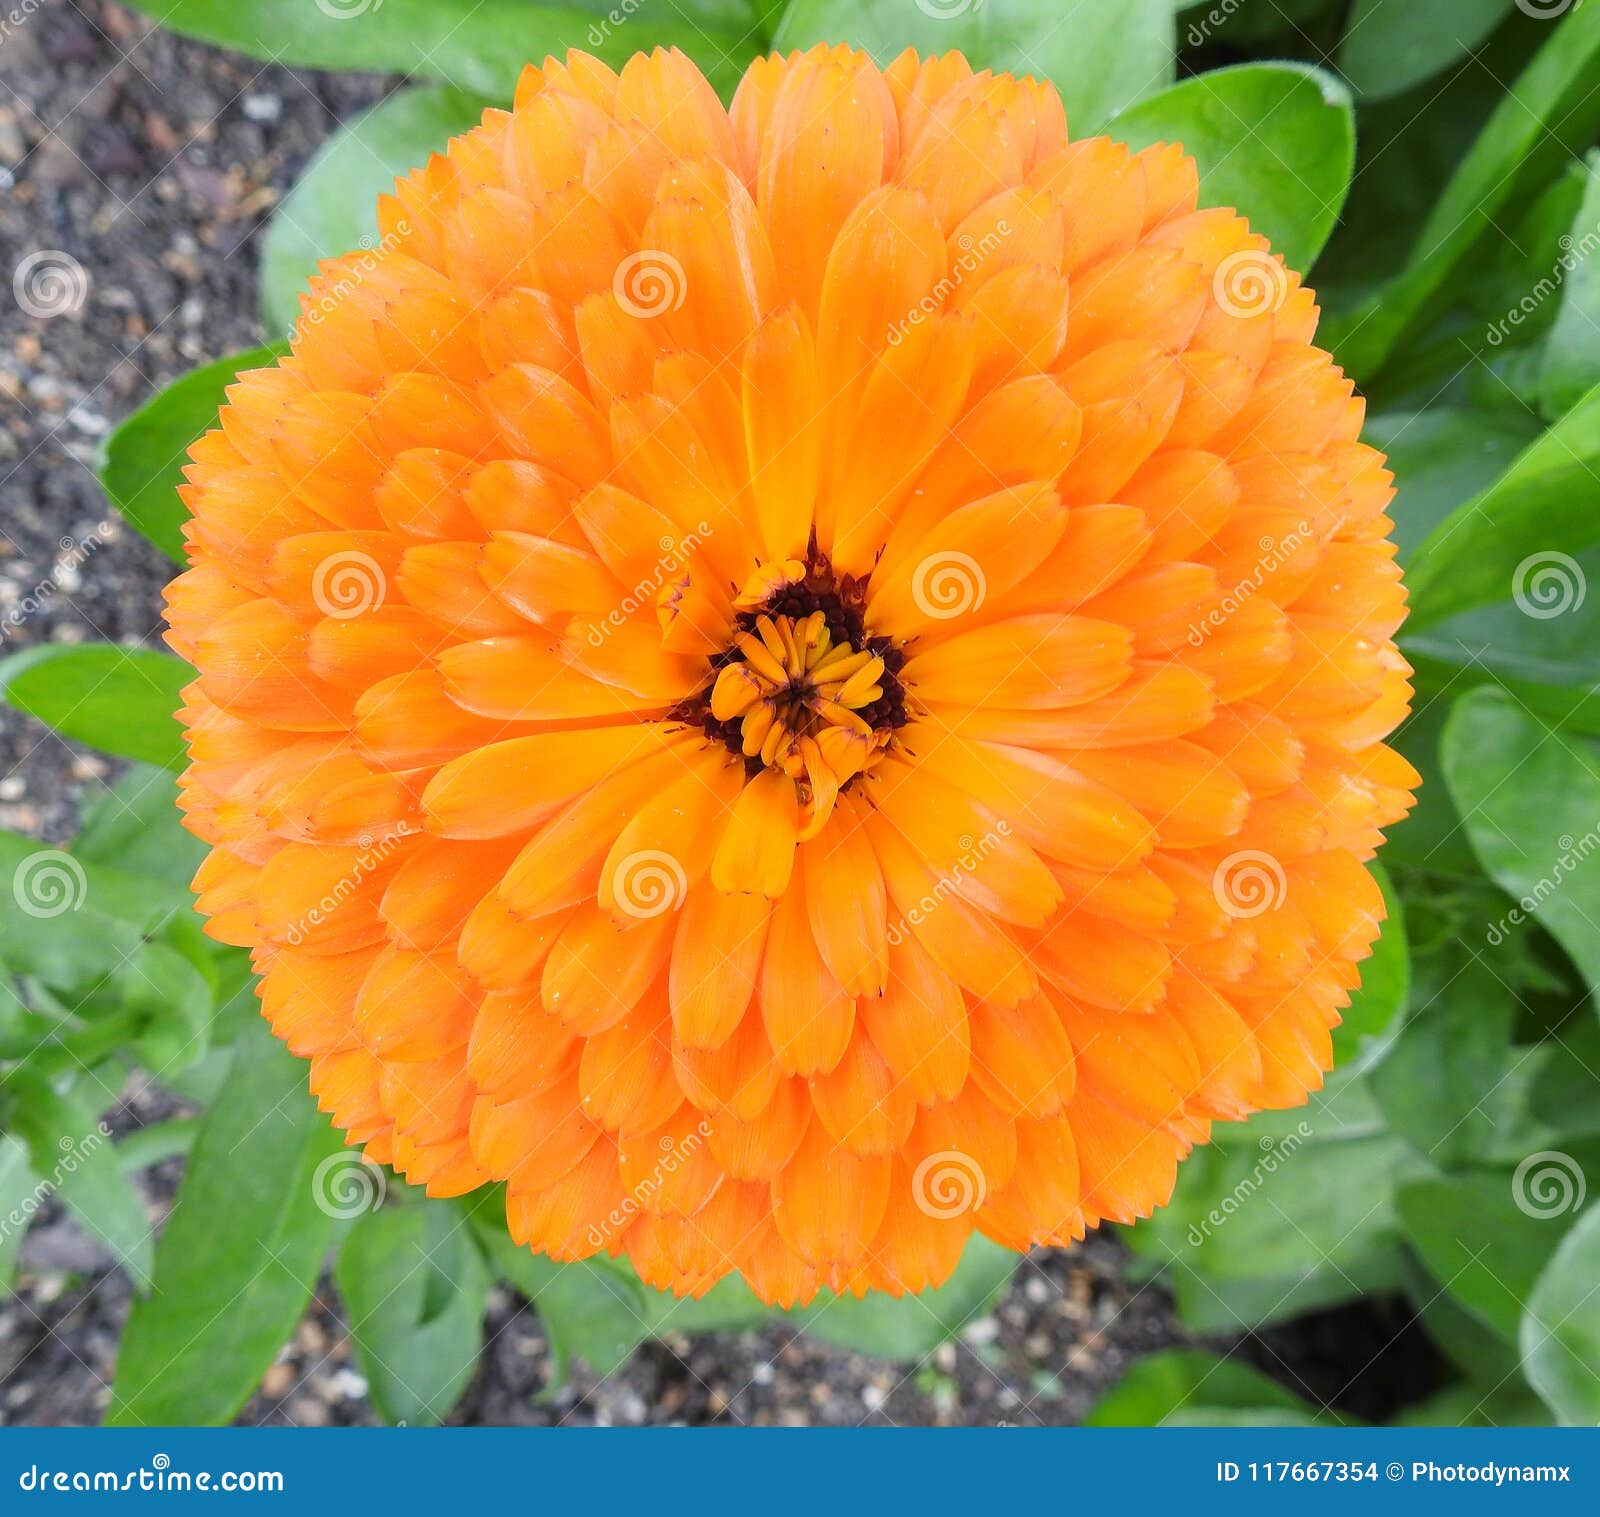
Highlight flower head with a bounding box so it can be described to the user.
[165,45,1417,1305]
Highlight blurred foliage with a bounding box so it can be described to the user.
[2,0,1598,1427]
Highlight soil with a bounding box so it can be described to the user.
[0,0,1441,1429]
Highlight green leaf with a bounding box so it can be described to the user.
[1522,1202,1600,1425]
[637,1272,770,1336]
[1365,407,1543,566]
[5,1074,152,1289]
[1398,1169,1579,1343]
[774,0,1175,133]
[1442,688,1600,1003]
[1540,152,1600,421]
[1106,63,1355,272]
[0,1132,40,1290]
[1158,1239,1405,1335]
[336,1202,490,1426]
[1128,1109,1406,1283]
[1086,1349,1333,1427]
[1330,864,1408,1072]
[259,86,491,337]
[1396,1381,1550,1428]
[464,1188,651,1379]
[1406,383,1600,629]
[71,764,207,891]
[0,644,191,770]
[1326,1,1600,380]
[1338,0,1514,103]
[123,934,217,1080]
[0,830,191,991]
[1416,1273,1525,1385]
[782,1236,1017,1358]
[99,347,284,563]
[123,0,762,100]
[109,1022,343,1426]
[1371,950,1520,1168]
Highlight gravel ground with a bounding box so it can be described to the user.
[0,0,1433,1430]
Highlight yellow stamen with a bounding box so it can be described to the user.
[710,567,902,829]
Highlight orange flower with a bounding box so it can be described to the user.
[165,45,1418,1305]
